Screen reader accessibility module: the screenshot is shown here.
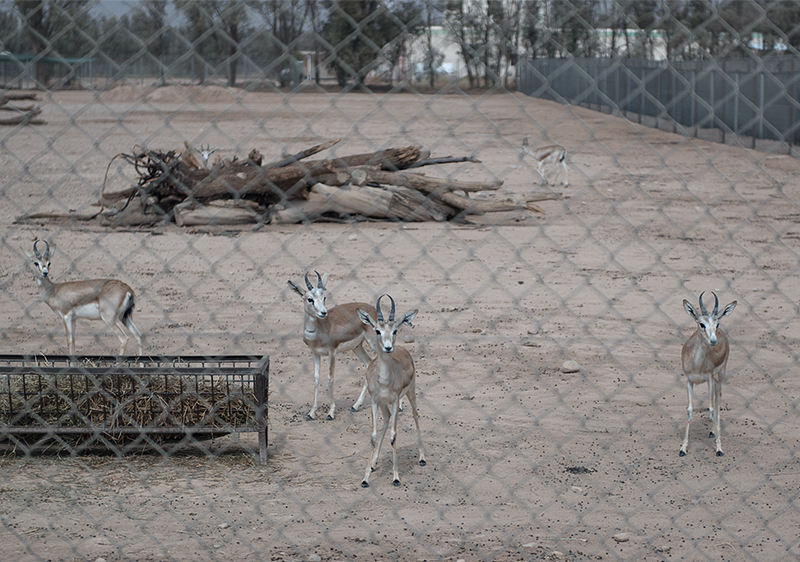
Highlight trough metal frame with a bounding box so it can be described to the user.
[0,354,269,464]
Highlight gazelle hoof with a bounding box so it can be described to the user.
[716,450,724,457]
[361,481,369,488]
[306,414,315,421]
[327,414,334,421]
[393,479,401,487]
[350,406,359,412]
[709,431,715,438]
[679,450,686,457]
[419,460,427,467]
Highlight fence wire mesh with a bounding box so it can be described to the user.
[1,1,800,561]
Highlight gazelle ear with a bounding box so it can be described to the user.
[287,280,305,296]
[320,272,328,288]
[357,308,375,328]
[720,301,737,318]
[400,309,418,328]
[24,250,34,261]
[683,300,697,320]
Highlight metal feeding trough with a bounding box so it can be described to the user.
[0,355,269,464]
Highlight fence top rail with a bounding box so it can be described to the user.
[0,366,262,377]
[0,354,268,368]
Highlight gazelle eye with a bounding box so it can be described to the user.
[699,323,706,330]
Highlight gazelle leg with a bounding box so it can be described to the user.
[326,351,337,420]
[372,404,391,471]
[561,160,569,187]
[713,380,724,456]
[105,315,130,356]
[680,381,693,456]
[389,399,402,486]
[707,377,715,437]
[362,402,380,487]
[307,353,322,420]
[126,317,143,355]
[351,343,371,412]
[406,388,426,467]
[537,162,548,185]
[64,313,77,355]
[362,403,390,488]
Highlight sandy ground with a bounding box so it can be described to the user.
[1,85,800,561]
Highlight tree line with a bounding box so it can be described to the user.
[1,0,797,90]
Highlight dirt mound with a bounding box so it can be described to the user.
[191,85,241,103]
[99,84,242,104]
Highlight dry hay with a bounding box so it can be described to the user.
[0,371,260,443]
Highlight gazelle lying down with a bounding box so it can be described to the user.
[25,240,143,356]
[357,295,426,487]
[522,138,569,187]
[680,292,737,457]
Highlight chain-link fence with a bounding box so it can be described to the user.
[2,1,800,561]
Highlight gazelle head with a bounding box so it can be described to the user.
[199,144,216,165]
[25,240,55,278]
[288,270,329,319]
[683,291,737,347]
[358,294,417,354]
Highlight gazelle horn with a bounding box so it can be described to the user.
[387,294,396,323]
[376,294,386,323]
[699,291,708,317]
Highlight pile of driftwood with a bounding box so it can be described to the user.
[95,139,558,226]
[0,93,43,125]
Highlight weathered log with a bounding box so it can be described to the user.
[3,93,38,101]
[407,156,481,168]
[0,103,36,112]
[0,108,44,125]
[322,146,426,170]
[365,169,502,193]
[263,138,341,168]
[425,190,558,215]
[174,199,266,226]
[270,183,451,223]
[99,196,168,227]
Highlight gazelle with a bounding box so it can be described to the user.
[199,144,217,167]
[25,240,143,356]
[288,271,373,420]
[357,295,426,487]
[680,292,737,457]
[522,138,569,187]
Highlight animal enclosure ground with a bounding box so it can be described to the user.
[1,87,800,561]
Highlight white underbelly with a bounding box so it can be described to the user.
[71,303,103,320]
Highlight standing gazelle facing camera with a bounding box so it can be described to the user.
[25,240,143,356]
[288,271,373,421]
[680,292,737,457]
[357,295,426,488]
[521,138,569,187]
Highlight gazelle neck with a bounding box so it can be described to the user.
[35,272,55,300]
[303,313,319,339]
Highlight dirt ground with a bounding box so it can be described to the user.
[2,85,800,562]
